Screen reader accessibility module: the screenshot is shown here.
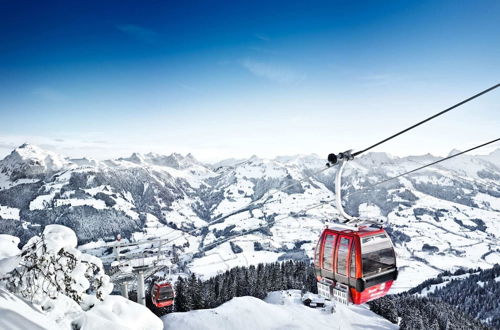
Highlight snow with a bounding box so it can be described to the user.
[0,172,10,189]
[484,252,500,264]
[0,288,63,330]
[0,288,163,330]
[0,226,163,330]
[0,256,21,276]
[0,143,70,177]
[0,234,21,275]
[190,239,281,278]
[0,235,21,259]
[112,194,140,220]
[474,192,500,211]
[358,203,382,218]
[79,295,163,330]
[43,224,79,253]
[2,144,500,309]
[0,205,20,220]
[162,290,397,330]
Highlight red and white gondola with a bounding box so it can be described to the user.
[314,152,398,304]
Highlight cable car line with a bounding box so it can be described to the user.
[110,85,499,252]
[368,137,500,187]
[113,85,499,307]
[117,136,498,264]
[351,83,499,158]
[113,136,499,276]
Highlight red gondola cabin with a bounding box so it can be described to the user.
[314,226,397,304]
[151,282,175,308]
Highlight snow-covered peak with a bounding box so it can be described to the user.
[119,152,203,169]
[185,153,198,163]
[403,153,440,163]
[211,157,246,169]
[480,148,500,167]
[355,152,395,167]
[0,143,70,178]
[448,148,462,157]
[68,157,98,167]
[152,152,202,169]
[119,152,146,164]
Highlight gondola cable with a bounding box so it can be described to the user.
[111,84,499,252]
[150,137,500,259]
[113,85,499,305]
[351,83,499,157]
[362,137,500,188]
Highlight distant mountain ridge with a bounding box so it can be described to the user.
[0,143,499,290]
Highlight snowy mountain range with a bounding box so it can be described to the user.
[0,143,499,291]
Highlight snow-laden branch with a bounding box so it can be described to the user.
[1,225,113,308]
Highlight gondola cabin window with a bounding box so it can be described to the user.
[322,234,336,271]
[361,233,396,276]
[350,244,356,278]
[314,234,322,268]
[158,285,174,301]
[336,237,351,276]
[152,285,158,298]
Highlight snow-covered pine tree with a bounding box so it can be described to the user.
[187,273,204,310]
[174,276,190,312]
[3,225,112,308]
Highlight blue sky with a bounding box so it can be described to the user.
[0,0,499,161]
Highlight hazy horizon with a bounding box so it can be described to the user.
[1,141,498,164]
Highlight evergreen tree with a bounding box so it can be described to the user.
[174,276,190,312]
[187,273,204,310]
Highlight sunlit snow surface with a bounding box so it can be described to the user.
[162,290,397,330]
[0,234,21,275]
[1,144,499,293]
[0,288,163,330]
[0,205,20,220]
[0,288,62,330]
[0,225,163,330]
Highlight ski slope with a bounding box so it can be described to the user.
[162,290,397,330]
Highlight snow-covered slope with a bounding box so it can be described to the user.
[162,290,397,330]
[0,288,62,330]
[0,225,163,330]
[0,287,163,330]
[0,144,499,292]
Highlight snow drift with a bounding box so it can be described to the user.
[162,290,397,330]
[0,225,162,330]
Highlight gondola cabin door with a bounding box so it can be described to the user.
[335,235,352,283]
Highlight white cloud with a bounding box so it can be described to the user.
[241,59,305,84]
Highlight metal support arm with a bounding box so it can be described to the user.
[335,159,355,223]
